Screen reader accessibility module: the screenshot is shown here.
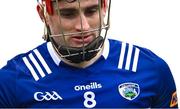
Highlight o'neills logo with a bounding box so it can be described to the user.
[74,82,102,91]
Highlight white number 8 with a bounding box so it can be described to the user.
[83,91,96,108]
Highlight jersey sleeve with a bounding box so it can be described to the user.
[0,55,25,107]
[0,69,17,107]
[152,58,178,108]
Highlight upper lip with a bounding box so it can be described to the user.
[71,34,92,39]
[72,36,89,39]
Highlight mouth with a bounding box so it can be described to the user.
[70,35,94,45]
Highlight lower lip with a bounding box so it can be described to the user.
[71,35,93,44]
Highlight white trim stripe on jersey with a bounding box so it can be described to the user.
[125,44,133,70]
[47,42,61,66]
[22,57,39,81]
[23,49,52,81]
[118,43,140,72]
[132,48,140,72]
[102,39,110,59]
[29,53,45,78]
[118,42,126,69]
[33,49,52,74]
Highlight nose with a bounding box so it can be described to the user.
[75,14,90,32]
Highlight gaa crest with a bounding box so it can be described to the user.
[118,82,140,101]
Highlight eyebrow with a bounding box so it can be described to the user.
[59,4,99,12]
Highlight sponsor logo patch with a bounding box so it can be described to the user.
[118,82,140,101]
[170,91,178,107]
[74,82,102,91]
[34,91,63,101]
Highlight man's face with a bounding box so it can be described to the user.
[47,0,106,48]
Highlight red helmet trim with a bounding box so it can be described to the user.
[45,0,53,15]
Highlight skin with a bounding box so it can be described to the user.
[38,0,107,68]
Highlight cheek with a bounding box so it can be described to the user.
[48,17,61,34]
[90,13,104,28]
[92,18,100,27]
[61,19,75,32]
[48,16,72,34]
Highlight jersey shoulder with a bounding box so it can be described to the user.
[107,38,168,72]
[1,42,52,80]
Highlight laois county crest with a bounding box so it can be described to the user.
[118,82,140,101]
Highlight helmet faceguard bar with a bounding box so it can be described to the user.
[49,25,109,38]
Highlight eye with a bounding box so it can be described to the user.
[59,9,78,19]
[85,6,99,17]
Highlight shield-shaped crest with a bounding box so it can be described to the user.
[118,82,140,100]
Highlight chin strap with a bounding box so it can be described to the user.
[52,36,103,63]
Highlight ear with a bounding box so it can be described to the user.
[37,4,46,23]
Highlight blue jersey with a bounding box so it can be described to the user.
[0,39,178,108]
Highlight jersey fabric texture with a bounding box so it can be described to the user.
[0,39,178,108]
